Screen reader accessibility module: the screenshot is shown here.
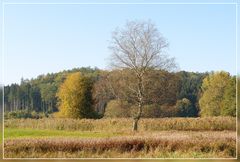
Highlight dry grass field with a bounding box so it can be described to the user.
[5,117,236,131]
[3,117,237,158]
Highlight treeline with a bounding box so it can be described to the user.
[4,67,99,115]
[3,67,236,118]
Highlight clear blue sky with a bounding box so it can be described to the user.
[1,1,237,85]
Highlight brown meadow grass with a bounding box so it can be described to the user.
[4,131,236,158]
[5,117,236,132]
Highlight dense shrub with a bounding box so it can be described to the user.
[175,98,195,117]
[4,110,47,119]
[158,104,178,117]
[104,100,131,118]
[140,104,161,118]
[130,104,178,118]
[105,100,178,118]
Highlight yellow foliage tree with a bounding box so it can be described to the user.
[199,71,232,117]
[56,72,95,118]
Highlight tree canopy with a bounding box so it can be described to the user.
[199,71,236,117]
[109,20,177,131]
[4,67,236,119]
[56,72,95,119]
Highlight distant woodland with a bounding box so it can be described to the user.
[2,67,236,119]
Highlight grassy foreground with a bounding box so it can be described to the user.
[4,117,237,158]
[4,131,236,158]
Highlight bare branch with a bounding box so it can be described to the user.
[107,20,177,131]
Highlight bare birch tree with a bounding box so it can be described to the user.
[109,20,176,131]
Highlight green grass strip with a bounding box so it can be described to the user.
[4,128,121,139]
